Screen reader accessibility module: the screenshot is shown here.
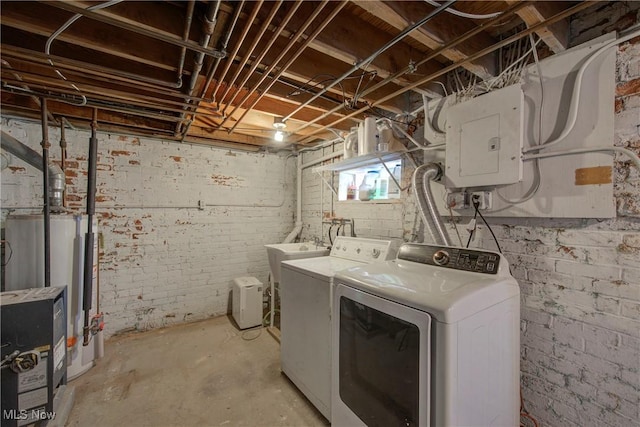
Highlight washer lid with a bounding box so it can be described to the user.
[334,259,519,323]
[282,256,365,280]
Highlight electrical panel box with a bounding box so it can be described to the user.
[445,84,524,188]
[1,287,67,427]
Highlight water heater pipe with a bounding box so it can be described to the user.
[0,131,65,210]
[83,109,98,346]
[41,98,52,288]
[412,163,451,246]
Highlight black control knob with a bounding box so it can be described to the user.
[433,250,450,266]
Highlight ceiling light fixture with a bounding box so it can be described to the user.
[273,117,287,142]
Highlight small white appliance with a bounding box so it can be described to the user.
[232,276,263,329]
[280,236,395,420]
[332,243,520,427]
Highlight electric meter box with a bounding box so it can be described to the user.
[445,84,524,188]
[232,277,263,330]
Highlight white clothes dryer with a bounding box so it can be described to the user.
[280,236,395,420]
[332,243,520,427]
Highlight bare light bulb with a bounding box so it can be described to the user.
[274,130,284,142]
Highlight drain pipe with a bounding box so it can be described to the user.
[412,163,451,246]
[83,109,98,346]
[176,0,222,136]
[283,154,303,243]
[40,98,52,288]
[187,0,220,96]
[1,131,65,210]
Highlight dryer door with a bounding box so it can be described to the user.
[332,282,432,427]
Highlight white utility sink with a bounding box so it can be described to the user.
[265,242,330,283]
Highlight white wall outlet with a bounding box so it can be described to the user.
[471,191,492,210]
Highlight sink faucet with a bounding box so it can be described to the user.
[312,236,324,248]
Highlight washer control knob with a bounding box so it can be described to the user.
[433,250,450,266]
[356,248,361,254]
[372,248,381,258]
[335,245,341,250]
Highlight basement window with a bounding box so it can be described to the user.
[337,160,402,201]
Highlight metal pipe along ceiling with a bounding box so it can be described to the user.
[292,0,535,139]
[217,0,300,127]
[217,1,282,111]
[178,0,246,141]
[210,1,264,107]
[281,0,457,124]
[226,0,343,133]
[294,0,590,144]
[1,45,200,94]
[176,0,196,88]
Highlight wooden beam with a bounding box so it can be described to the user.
[504,1,570,53]
[352,0,497,79]
[292,2,445,85]
[1,2,181,72]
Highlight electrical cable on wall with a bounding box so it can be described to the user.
[523,25,640,154]
[1,240,12,267]
[472,198,502,253]
[496,34,544,205]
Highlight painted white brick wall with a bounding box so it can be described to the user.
[300,3,640,426]
[1,118,296,336]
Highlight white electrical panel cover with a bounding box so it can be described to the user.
[426,32,616,218]
[445,84,524,188]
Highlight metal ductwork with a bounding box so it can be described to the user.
[1,131,65,211]
[412,163,451,246]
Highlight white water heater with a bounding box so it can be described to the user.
[4,214,102,380]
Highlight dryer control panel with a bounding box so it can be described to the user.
[397,244,500,274]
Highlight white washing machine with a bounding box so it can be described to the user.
[332,243,520,427]
[280,236,395,420]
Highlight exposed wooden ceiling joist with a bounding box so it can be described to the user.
[0,1,600,151]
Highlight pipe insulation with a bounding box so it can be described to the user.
[412,163,451,246]
[1,131,65,210]
[41,99,52,288]
[82,110,98,346]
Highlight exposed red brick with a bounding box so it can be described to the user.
[129,160,140,165]
[616,78,640,97]
[65,169,78,177]
[111,150,131,156]
[8,166,26,172]
[66,194,82,201]
[614,97,624,113]
[134,219,143,231]
[95,195,113,202]
[170,156,182,162]
[97,164,113,171]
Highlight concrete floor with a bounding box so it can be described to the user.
[66,316,329,427]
